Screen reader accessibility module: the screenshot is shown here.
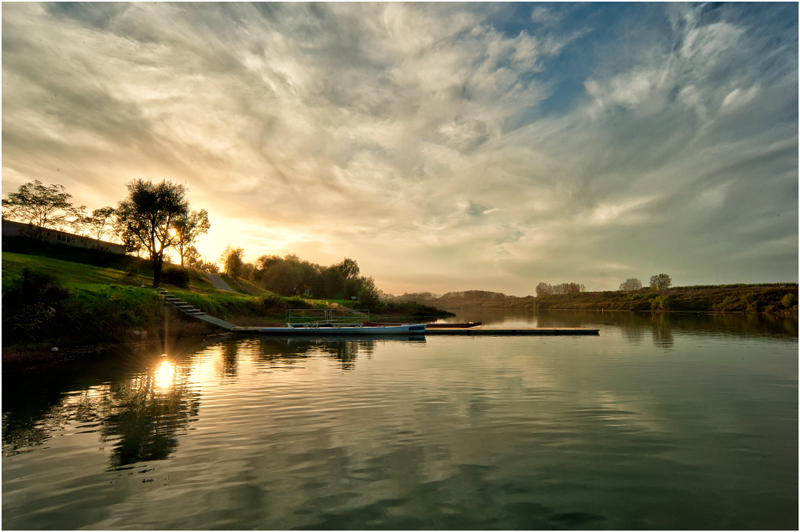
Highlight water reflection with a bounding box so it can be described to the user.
[437,309,797,349]
[2,336,427,465]
[253,336,425,370]
[2,320,796,530]
[2,349,201,471]
[154,360,175,391]
[101,364,200,469]
[222,341,239,378]
[650,315,675,349]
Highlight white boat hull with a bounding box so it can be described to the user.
[258,324,427,335]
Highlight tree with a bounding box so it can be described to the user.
[2,180,81,233]
[173,209,210,267]
[535,282,551,297]
[536,282,586,296]
[68,205,92,236]
[184,245,202,268]
[649,273,672,291]
[115,179,190,287]
[220,245,245,281]
[355,275,384,312]
[90,206,116,241]
[619,278,643,292]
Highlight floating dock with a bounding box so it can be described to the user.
[425,328,598,336]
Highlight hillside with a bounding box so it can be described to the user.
[2,246,451,350]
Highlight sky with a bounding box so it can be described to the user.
[2,2,798,295]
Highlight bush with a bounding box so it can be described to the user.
[2,267,71,344]
[162,266,190,288]
[651,295,672,310]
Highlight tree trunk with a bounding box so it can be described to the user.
[153,254,163,288]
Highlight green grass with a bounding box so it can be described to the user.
[2,249,453,349]
[218,274,269,296]
[2,253,168,347]
[2,251,351,347]
[3,252,150,291]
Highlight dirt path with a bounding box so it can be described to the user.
[206,273,236,292]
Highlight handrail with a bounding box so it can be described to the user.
[285,308,370,327]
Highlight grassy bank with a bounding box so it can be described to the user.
[2,250,451,353]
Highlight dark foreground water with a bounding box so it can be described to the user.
[3,311,797,529]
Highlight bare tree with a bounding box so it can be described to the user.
[619,278,643,292]
[115,180,190,287]
[649,273,672,291]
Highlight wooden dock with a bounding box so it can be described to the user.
[424,328,598,336]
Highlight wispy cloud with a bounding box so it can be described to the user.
[3,3,796,293]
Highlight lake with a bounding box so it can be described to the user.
[3,311,797,529]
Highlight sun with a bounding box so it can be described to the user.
[154,360,175,392]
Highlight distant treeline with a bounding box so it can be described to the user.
[535,282,586,296]
[397,284,798,315]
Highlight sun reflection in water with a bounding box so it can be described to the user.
[154,360,175,392]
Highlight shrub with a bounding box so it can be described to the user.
[2,267,71,344]
[162,266,190,288]
[651,295,672,310]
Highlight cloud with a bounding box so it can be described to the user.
[2,3,796,293]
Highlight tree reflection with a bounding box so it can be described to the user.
[2,346,202,470]
[650,316,675,349]
[252,337,423,370]
[3,386,112,454]
[100,361,200,470]
[256,339,313,367]
[316,340,368,370]
[1,352,138,455]
[222,340,238,378]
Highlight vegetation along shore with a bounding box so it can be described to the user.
[396,284,798,315]
[1,239,451,362]
[2,178,796,365]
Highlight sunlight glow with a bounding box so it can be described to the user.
[154,360,175,392]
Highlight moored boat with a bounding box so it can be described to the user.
[257,309,426,335]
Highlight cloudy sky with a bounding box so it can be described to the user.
[3,2,797,295]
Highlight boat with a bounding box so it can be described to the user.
[258,309,426,335]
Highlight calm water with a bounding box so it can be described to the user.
[3,311,797,529]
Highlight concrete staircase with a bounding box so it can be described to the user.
[155,287,240,331]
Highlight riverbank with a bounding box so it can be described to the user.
[402,284,798,315]
[2,251,452,361]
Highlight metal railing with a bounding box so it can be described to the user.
[285,308,370,328]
